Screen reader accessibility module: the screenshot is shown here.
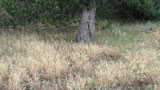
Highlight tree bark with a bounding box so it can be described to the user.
[76,2,96,43]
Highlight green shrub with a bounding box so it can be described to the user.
[0,0,79,26]
[98,0,160,21]
[1,0,160,27]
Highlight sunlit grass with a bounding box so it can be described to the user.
[96,21,160,47]
[0,21,160,90]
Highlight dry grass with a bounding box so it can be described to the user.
[0,28,160,90]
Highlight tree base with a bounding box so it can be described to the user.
[76,5,96,43]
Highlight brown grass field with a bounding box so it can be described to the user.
[0,22,160,90]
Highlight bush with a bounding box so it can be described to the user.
[0,0,57,26]
[0,0,78,27]
[1,0,160,27]
[0,8,13,28]
[98,0,160,21]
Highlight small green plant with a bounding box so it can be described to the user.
[145,84,154,90]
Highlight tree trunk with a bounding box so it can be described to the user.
[76,2,96,43]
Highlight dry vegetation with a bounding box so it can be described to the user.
[0,25,160,90]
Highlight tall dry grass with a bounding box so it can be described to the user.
[0,29,160,90]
